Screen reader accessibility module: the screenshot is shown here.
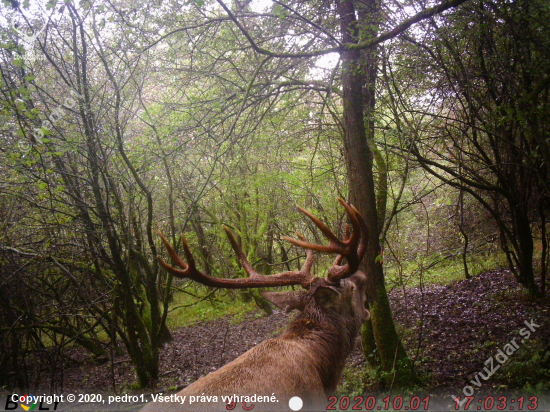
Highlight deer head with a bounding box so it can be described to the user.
[146,198,369,411]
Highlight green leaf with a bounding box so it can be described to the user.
[273,4,287,18]
[185,0,204,7]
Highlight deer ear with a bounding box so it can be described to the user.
[313,285,341,309]
[260,291,309,312]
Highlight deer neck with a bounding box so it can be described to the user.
[280,310,359,392]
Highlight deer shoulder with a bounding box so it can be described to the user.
[142,199,370,411]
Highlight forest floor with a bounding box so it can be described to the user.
[52,270,550,398]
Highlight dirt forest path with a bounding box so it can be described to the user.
[53,270,550,395]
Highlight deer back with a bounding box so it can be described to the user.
[142,272,369,411]
[142,199,370,411]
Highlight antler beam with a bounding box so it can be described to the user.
[283,198,368,282]
[158,198,367,288]
[158,230,315,288]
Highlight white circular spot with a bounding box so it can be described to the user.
[18,139,32,153]
[289,396,303,411]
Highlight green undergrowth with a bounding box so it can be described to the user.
[385,250,508,289]
[498,339,550,393]
[166,288,256,329]
[336,365,426,411]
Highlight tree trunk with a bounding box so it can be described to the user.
[512,204,539,296]
[336,0,416,386]
[458,189,470,279]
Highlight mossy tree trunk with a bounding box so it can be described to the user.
[336,0,416,386]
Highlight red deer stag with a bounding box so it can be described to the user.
[142,198,369,411]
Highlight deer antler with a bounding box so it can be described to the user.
[283,198,368,282]
[158,198,367,289]
[158,229,315,288]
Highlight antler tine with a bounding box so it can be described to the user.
[332,224,350,267]
[283,198,368,283]
[223,225,262,279]
[327,200,368,282]
[157,227,315,289]
[294,206,344,248]
[223,226,316,284]
[157,199,367,289]
[283,199,361,253]
[337,198,360,247]
[297,232,315,276]
[158,231,188,270]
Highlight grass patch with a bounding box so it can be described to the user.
[385,250,508,289]
[498,339,550,392]
[337,366,365,399]
[166,288,255,329]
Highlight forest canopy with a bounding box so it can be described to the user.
[0,0,549,399]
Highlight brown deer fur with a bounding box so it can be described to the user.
[141,272,369,411]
